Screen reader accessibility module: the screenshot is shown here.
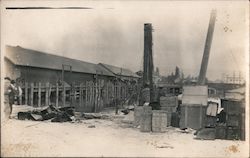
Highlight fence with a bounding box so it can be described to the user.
[19,80,138,112]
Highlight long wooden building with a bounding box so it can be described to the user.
[4,45,140,112]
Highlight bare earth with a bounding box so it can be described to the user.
[1,105,249,157]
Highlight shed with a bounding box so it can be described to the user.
[4,45,115,84]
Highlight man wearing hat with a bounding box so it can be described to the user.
[4,78,17,118]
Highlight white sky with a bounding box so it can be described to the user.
[1,0,249,80]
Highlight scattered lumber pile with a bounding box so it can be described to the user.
[18,105,74,122]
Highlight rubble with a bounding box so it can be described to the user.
[17,105,74,123]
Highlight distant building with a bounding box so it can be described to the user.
[98,63,140,82]
[222,72,244,84]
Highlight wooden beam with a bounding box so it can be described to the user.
[56,83,59,107]
[45,82,49,106]
[38,82,41,107]
[30,83,34,106]
[62,83,65,107]
[25,82,28,105]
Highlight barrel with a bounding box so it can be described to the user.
[152,110,167,132]
[140,106,152,132]
[134,106,144,126]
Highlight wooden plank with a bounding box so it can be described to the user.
[79,84,82,108]
[38,82,41,107]
[56,83,59,107]
[25,82,28,105]
[45,82,49,106]
[30,83,34,106]
[48,83,51,105]
[85,82,87,107]
[94,81,97,113]
[91,82,94,108]
[62,82,66,107]
[19,88,22,105]
[98,80,101,111]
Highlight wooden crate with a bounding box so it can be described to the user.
[227,127,241,140]
[160,96,178,107]
[227,114,240,127]
[179,104,207,130]
[152,110,167,132]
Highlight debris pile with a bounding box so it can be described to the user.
[17,105,74,122]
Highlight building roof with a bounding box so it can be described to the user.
[5,45,114,77]
[99,63,140,78]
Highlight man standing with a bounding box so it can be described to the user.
[4,78,17,119]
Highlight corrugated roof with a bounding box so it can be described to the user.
[5,45,114,77]
[99,63,140,78]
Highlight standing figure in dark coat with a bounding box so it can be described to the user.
[6,80,17,118]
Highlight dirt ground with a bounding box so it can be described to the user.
[1,105,249,157]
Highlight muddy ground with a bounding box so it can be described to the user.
[1,105,249,157]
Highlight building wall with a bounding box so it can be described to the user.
[18,66,112,84]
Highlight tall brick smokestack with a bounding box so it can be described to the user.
[198,10,217,85]
[143,23,154,103]
[143,23,153,89]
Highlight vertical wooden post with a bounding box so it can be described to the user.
[62,82,65,107]
[25,82,28,105]
[56,83,59,107]
[48,83,51,105]
[45,82,49,106]
[90,82,92,108]
[115,80,118,115]
[38,82,41,107]
[73,83,77,108]
[79,84,82,109]
[85,82,87,107]
[105,82,108,106]
[92,82,95,109]
[30,83,34,106]
[19,86,22,105]
[99,80,101,111]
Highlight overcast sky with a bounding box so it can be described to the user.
[1,0,249,80]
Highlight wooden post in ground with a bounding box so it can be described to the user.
[115,80,118,115]
[85,82,87,108]
[19,85,22,105]
[25,82,28,105]
[91,82,93,106]
[48,83,51,105]
[30,83,34,106]
[73,83,77,108]
[38,82,41,107]
[62,82,65,107]
[79,83,82,110]
[45,82,49,106]
[56,83,59,107]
